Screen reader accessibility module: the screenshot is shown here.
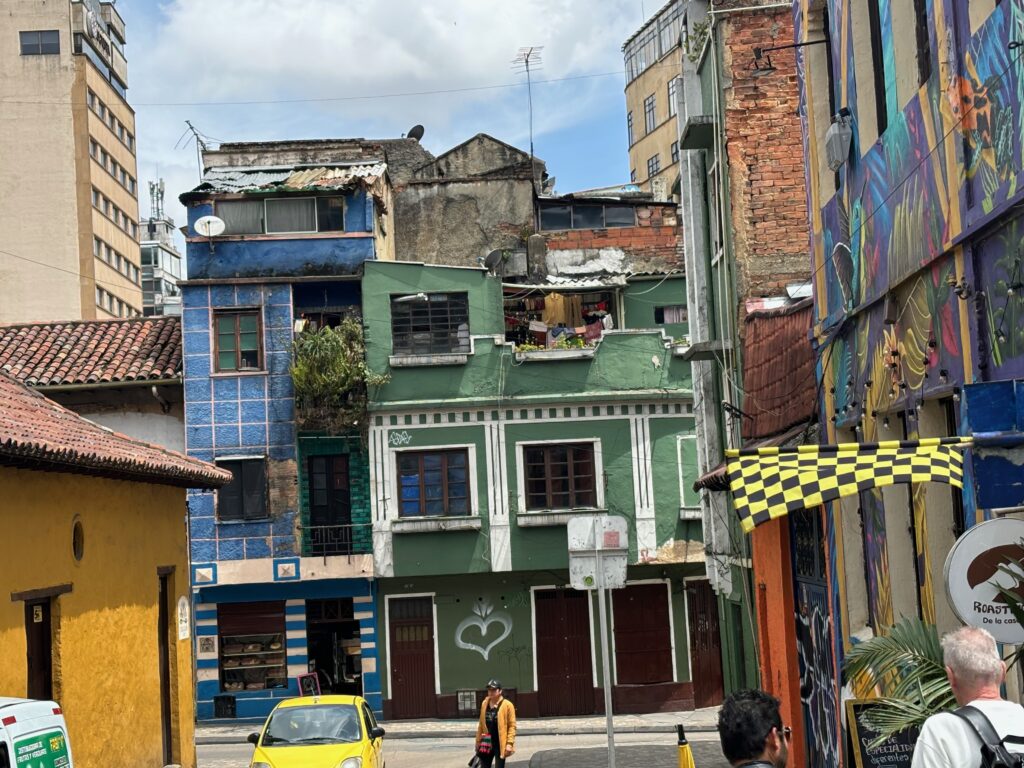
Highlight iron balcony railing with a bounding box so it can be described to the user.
[301,523,373,557]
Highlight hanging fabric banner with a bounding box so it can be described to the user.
[726,437,972,534]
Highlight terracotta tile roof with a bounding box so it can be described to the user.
[741,298,816,441]
[0,372,229,488]
[0,317,182,388]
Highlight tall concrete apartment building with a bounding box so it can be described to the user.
[622,0,684,195]
[0,0,143,323]
[141,180,183,316]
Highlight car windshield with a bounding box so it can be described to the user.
[262,704,362,745]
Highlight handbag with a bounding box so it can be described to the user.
[477,734,493,756]
[468,755,482,768]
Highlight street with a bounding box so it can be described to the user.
[198,731,731,768]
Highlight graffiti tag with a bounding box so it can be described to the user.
[389,430,413,447]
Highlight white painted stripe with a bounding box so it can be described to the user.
[287,664,307,677]
[360,641,376,650]
[197,668,218,682]
[285,599,304,607]
[195,603,216,612]
[359,626,374,636]
[195,618,217,627]
[353,611,373,621]
[361,657,377,674]
[353,596,373,604]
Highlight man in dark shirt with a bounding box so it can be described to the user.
[717,689,791,768]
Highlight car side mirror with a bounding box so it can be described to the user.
[247,733,260,745]
[370,726,386,739]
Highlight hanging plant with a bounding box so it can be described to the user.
[290,318,388,435]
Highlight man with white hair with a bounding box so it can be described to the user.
[912,626,1024,768]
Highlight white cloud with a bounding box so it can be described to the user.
[127,0,641,227]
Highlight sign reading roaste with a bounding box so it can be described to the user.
[944,517,1024,644]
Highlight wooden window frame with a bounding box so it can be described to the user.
[396,449,470,518]
[213,309,264,372]
[523,442,598,511]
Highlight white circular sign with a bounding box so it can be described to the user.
[944,517,1024,643]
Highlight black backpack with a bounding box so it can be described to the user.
[953,705,1024,768]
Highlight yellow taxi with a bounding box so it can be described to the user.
[247,695,385,768]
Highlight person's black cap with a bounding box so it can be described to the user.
[486,679,502,690]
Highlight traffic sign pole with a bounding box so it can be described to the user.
[595,518,616,768]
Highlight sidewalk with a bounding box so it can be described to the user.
[194,706,721,745]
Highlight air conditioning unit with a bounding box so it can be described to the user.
[825,108,853,172]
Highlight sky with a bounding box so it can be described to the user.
[118,0,649,228]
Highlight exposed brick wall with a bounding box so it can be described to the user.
[542,203,683,274]
[721,8,810,302]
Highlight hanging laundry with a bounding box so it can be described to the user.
[585,322,603,342]
[602,314,614,330]
[542,293,568,325]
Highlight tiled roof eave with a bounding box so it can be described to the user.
[0,442,229,489]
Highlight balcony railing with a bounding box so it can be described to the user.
[301,523,372,557]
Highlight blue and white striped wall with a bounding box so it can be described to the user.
[193,579,381,720]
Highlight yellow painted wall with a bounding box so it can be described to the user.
[0,468,196,768]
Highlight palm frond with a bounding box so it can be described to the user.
[843,617,954,743]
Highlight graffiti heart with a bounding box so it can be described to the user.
[389,430,413,447]
[455,598,512,661]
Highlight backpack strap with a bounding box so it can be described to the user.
[953,706,1013,751]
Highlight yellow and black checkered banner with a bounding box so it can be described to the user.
[726,437,972,534]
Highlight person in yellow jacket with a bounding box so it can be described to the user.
[475,679,516,767]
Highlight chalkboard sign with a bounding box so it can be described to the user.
[297,672,321,698]
[846,699,919,768]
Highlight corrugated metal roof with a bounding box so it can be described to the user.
[545,275,629,289]
[192,163,386,195]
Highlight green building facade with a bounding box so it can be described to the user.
[363,261,728,719]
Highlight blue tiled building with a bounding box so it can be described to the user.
[180,141,401,719]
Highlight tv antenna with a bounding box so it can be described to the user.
[511,46,543,177]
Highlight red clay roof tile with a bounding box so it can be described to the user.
[0,317,181,387]
[0,371,228,488]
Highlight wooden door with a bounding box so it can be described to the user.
[613,583,673,684]
[535,589,594,716]
[158,573,173,765]
[686,580,724,708]
[25,600,52,700]
[388,597,437,719]
[308,455,352,555]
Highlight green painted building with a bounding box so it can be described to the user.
[363,260,727,719]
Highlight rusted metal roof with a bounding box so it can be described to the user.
[185,162,387,196]
[0,371,228,488]
[0,317,181,388]
[742,298,816,441]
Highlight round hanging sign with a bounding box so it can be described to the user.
[944,517,1024,644]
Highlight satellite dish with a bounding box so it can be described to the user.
[194,215,225,237]
[483,249,504,273]
[407,125,425,142]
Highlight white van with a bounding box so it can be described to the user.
[0,698,73,768]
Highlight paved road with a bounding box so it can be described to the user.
[198,731,730,768]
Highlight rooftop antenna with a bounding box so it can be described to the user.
[149,178,165,220]
[184,120,209,180]
[511,46,543,181]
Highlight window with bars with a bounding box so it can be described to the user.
[398,449,470,517]
[644,94,657,133]
[390,293,470,355]
[217,458,268,521]
[214,310,262,372]
[524,443,597,511]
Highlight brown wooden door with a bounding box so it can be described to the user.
[388,597,437,719]
[535,589,594,716]
[158,574,173,765]
[25,600,52,700]
[613,583,673,684]
[686,580,724,708]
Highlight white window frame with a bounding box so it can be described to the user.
[676,434,701,518]
[514,437,605,514]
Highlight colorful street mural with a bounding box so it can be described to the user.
[793,1,1024,765]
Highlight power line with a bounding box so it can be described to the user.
[0,245,144,300]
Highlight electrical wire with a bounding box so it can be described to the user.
[0,245,145,299]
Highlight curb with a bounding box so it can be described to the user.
[195,724,719,746]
